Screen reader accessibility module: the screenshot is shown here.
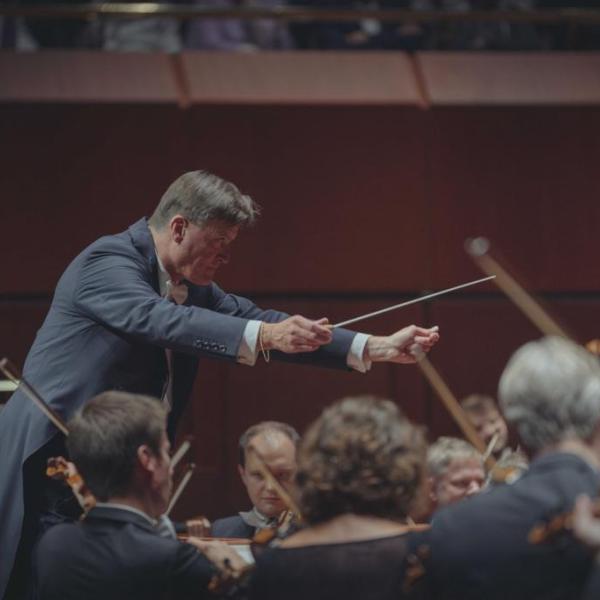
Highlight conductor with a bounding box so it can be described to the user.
[0,170,439,599]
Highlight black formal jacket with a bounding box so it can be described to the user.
[424,452,600,600]
[582,567,600,600]
[211,515,256,539]
[34,506,215,600]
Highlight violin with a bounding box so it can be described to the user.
[0,358,97,513]
[528,497,600,545]
[252,508,301,546]
[0,357,205,523]
[46,456,96,513]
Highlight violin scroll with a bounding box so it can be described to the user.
[46,456,96,513]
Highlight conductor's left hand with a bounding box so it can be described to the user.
[364,325,440,364]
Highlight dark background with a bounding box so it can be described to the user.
[1,50,599,520]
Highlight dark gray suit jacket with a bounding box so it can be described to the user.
[0,218,356,597]
[211,515,256,539]
[425,452,599,600]
[34,506,214,600]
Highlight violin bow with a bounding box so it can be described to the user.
[171,437,193,470]
[0,357,68,435]
[0,358,100,510]
[465,237,572,340]
[166,462,196,516]
[417,357,494,466]
[245,444,303,520]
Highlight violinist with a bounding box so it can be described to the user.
[248,395,429,600]
[460,393,528,478]
[460,394,509,458]
[34,391,215,600]
[212,421,299,539]
[426,437,485,513]
[0,169,440,599]
[425,337,600,600]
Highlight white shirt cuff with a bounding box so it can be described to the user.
[347,333,372,373]
[239,322,371,372]
[238,320,261,366]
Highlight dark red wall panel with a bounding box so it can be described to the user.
[3,51,600,521]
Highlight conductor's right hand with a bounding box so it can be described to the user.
[261,316,332,354]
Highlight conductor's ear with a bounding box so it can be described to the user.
[169,216,187,244]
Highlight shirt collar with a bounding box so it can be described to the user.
[94,502,157,527]
[155,253,170,297]
[239,506,278,529]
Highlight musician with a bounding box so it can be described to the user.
[212,421,299,538]
[460,394,508,458]
[427,437,485,513]
[34,391,215,600]
[426,336,600,600]
[0,170,440,599]
[249,395,428,600]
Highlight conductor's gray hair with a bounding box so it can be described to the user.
[499,336,600,452]
[149,171,259,229]
[427,436,482,479]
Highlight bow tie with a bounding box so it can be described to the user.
[166,280,188,305]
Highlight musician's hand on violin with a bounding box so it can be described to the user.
[185,517,211,537]
[187,538,247,573]
[365,325,440,364]
[261,316,332,354]
[573,495,600,550]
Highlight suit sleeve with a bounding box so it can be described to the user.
[74,245,252,360]
[208,283,357,370]
[74,243,356,367]
[581,565,600,600]
[169,542,216,599]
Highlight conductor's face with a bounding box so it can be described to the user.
[171,218,239,285]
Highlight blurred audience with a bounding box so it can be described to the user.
[185,0,293,50]
[1,0,599,50]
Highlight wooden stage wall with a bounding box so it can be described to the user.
[1,51,599,519]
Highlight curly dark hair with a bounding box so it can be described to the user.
[296,395,426,525]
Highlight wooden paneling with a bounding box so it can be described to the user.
[426,297,600,439]
[0,104,189,294]
[183,51,422,105]
[185,104,430,294]
[0,51,178,103]
[425,107,600,291]
[419,52,600,105]
[0,104,430,295]
[0,302,50,366]
[2,50,600,520]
